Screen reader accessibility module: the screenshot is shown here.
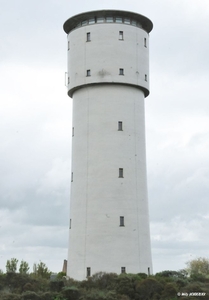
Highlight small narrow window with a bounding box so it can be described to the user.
[68,41,70,50]
[119,31,123,40]
[69,219,72,229]
[86,69,91,77]
[148,267,150,276]
[71,172,73,182]
[119,68,124,75]
[120,216,125,227]
[118,121,123,131]
[68,77,70,84]
[144,38,147,47]
[119,168,123,178]
[87,267,91,277]
[72,127,74,137]
[121,267,126,273]
[87,32,91,42]
[145,74,147,81]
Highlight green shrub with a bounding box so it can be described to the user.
[23,282,36,292]
[49,280,64,292]
[87,272,118,290]
[161,282,178,299]
[0,294,21,300]
[21,291,41,300]
[41,291,59,300]
[135,278,164,300]
[137,273,148,279]
[80,289,117,300]
[61,286,80,300]
[115,274,137,299]
[56,272,66,280]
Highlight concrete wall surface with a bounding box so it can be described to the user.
[68,85,152,280]
[65,10,153,281]
[67,22,150,97]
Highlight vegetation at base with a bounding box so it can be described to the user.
[1,257,209,299]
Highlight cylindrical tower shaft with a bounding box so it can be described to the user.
[63,10,153,281]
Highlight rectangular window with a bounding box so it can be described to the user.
[144,38,147,47]
[89,18,95,24]
[86,69,91,76]
[69,219,72,229]
[68,41,70,50]
[82,20,87,26]
[75,22,81,28]
[148,267,150,276]
[116,17,122,23]
[121,267,126,273]
[71,172,73,182]
[120,216,125,227]
[132,20,137,26]
[87,267,91,277]
[87,32,91,42]
[72,127,74,137]
[119,68,124,75]
[124,18,130,24]
[118,121,123,131]
[68,77,70,84]
[145,74,147,81]
[119,168,123,178]
[97,17,104,23]
[106,17,113,23]
[119,31,123,40]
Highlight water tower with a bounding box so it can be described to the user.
[63,9,153,280]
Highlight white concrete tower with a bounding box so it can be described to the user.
[63,10,153,281]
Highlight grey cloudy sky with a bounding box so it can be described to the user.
[1,0,209,274]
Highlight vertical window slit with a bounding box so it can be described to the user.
[87,267,91,277]
[119,168,123,178]
[120,216,125,227]
[118,121,123,131]
[119,31,123,40]
[87,32,91,42]
[119,68,124,75]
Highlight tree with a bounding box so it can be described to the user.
[6,258,18,273]
[33,261,51,279]
[19,260,30,274]
[186,257,209,276]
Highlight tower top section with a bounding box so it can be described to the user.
[63,9,153,34]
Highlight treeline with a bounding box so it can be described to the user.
[1,257,209,300]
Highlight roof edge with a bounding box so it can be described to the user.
[63,9,153,34]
